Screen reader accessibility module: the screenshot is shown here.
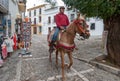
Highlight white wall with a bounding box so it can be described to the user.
[8,0,19,36]
[87,18,104,36]
[42,5,58,35]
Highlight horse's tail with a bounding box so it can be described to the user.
[49,45,54,54]
[47,28,56,44]
[47,29,56,54]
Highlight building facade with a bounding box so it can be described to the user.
[86,18,104,36]
[0,0,26,37]
[8,0,21,37]
[42,4,58,35]
[0,0,9,36]
[26,1,104,36]
[27,4,45,35]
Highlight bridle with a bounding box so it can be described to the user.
[73,18,90,39]
[74,19,88,34]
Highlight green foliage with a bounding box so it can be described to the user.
[23,0,27,4]
[63,0,120,19]
[45,0,56,7]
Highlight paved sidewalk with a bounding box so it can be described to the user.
[73,36,104,62]
[0,35,119,81]
[0,50,21,81]
[73,35,120,77]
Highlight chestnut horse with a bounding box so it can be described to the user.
[47,13,90,81]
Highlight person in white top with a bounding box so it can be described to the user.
[4,37,14,57]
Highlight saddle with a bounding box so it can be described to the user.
[48,29,64,44]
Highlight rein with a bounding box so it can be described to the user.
[74,19,86,34]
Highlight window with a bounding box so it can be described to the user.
[39,8,41,14]
[70,14,75,22]
[39,26,42,32]
[90,23,95,30]
[86,18,90,21]
[29,18,31,23]
[29,11,31,17]
[48,27,51,33]
[34,18,36,24]
[39,16,41,22]
[53,26,56,29]
[48,16,51,24]
[34,9,36,16]
[53,16,55,23]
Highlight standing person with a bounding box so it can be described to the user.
[0,36,3,66]
[12,33,17,50]
[52,6,69,42]
[1,37,7,59]
[4,37,14,57]
[0,36,3,59]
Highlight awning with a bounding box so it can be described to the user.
[18,2,26,12]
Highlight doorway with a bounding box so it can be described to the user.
[33,27,37,34]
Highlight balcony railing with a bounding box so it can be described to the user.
[0,0,9,13]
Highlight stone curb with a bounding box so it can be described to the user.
[73,56,120,77]
[89,60,120,77]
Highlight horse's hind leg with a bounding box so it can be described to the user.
[49,52,52,62]
[56,50,58,65]
[67,52,73,69]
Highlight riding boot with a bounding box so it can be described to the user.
[50,41,55,50]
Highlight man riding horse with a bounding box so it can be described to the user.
[50,6,69,49]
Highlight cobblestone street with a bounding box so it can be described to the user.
[0,35,120,81]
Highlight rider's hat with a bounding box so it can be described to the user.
[59,6,65,9]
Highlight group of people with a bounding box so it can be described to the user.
[0,33,17,67]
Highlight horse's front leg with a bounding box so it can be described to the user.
[49,52,52,62]
[49,46,52,62]
[67,52,73,69]
[60,51,65,81]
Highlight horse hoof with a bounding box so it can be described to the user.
[49,58,52,62]
[62,77,66,81]
[68,66,71,69]
[64,64,69,68]
[75,47,78,50]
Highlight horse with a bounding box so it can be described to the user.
[47,13,90,81]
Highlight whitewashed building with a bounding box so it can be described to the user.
[27,0,104,36]
[8,0,20,36]
[86,18,104,36]
[42,0,104,36]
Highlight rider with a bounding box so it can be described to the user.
[52,6,69,43]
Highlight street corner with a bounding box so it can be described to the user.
[89,54,120,77]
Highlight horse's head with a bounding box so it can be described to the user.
[73,13,90,39]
